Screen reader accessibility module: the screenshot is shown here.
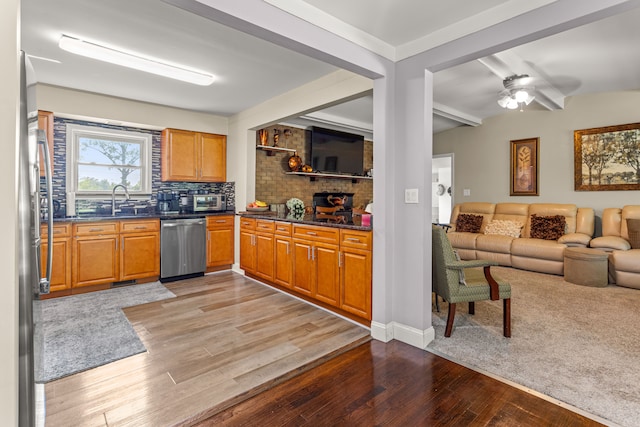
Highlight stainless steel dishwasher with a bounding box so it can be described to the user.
[160,217,206,282]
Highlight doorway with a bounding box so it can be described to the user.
[432,154,454,224]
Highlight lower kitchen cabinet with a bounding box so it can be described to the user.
[120,219,160,281]
[239,217,372,322]
[72,222,119,288]
[72,219,160,289]
[206,215,234,268]
[273,222,293,288]
[41,223,72,292]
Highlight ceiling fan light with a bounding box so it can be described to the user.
[497,96,510,108]
[506,97,519,109]
[514,89,529,102]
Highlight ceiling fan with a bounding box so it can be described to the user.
[497,74,535,110]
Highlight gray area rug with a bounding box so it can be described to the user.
[428,266,640,427]
[34,282,175,383]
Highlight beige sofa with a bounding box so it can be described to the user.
[448,202,595,275]
[589,206,640,289]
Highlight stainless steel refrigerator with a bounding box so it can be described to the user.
[18,50,53,427]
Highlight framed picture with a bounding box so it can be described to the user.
[574,122,640,191]
[510,137,539,196]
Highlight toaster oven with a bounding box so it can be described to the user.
[191,194,226,212]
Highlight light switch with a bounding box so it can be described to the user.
[463,189,470,196]
[405,188,419,204]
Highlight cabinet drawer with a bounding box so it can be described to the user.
[293,224,339,244]
[74,222,118,236]
[207,215,234,228]
[42,223,71,239]
[274,221,291,236]
[340,229,372,250]
[239,217,256,230]
[120,219,160,233]
[256,219,275,233]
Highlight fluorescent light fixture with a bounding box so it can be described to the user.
[58,35,215,86]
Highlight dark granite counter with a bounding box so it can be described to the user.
[52,210,236,223]
[237,212,372,231]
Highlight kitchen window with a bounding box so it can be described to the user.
[66,124,152,196]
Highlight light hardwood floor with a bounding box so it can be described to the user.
[43,272,370,426]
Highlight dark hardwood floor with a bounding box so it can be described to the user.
[199,339,604,426]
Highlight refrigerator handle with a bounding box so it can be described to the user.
[38,129,52,294]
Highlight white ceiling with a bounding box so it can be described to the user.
[21,0,640,136]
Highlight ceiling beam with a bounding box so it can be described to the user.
[433,102,482,127]
[477,52,565,110]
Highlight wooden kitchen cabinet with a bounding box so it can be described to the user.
[72,219,160,288]
[339,229,372,320]
[273,222,293,288]
[292,224,340,307]
[37,110,54,177]
[119,219,160,281]
[40,223,71,293]
[72,222,119,288]
[161,128,226,182]
[239,217,257,274]
[238,216,372,322]
[206,215,234,268]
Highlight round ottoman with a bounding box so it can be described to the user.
[564,247,609,287]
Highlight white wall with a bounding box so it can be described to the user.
[36,84,228,134]
[1,0,20,423]
[434,91,640,219]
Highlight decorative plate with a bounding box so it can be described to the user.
[246,206,269,212]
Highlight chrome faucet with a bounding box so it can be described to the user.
[111,184,130,216]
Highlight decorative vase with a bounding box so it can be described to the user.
[258,129,268,146]
[288,153,302,171]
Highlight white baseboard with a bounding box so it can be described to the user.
[371,321,435,349]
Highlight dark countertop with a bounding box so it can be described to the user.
[52,210,236,223]
[237,212,372,231]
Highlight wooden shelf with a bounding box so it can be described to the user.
[286,172,372,183]
[256,145,297,156]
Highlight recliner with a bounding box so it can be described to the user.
[432,225,512,337]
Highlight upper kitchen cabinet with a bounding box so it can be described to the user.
[161,128,226,182]
[38,110,54,176]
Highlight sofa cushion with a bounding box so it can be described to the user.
[590,236,631,251]
[484,219,523,238]
[456,214,483,233]
[626,218,640,249]
[530,214,566,240]
[476,234,514,253]
[511,238,567,261]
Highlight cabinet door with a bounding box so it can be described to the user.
[73,235,119,287]
[292,239,314,297]
[207,227,234,267]
[38,110,54,177]
[239,230,256,273]
[314,243,340,307]
[161,128,198,181]
[274,236,292,288]
[254,232,275,281]
[41,237,71,292]
[341,248,372,320]
[120,233,160,281]
[200,133,226,182]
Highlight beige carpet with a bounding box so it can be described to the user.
[428,267,640,427]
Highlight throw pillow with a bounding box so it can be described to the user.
[484,219,523,238]
[455,214,483,233]
[626,218,640,249]
[530,214,566,240]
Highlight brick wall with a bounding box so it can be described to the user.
[255,125,373,209]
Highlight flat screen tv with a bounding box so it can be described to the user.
[309,126,364,175]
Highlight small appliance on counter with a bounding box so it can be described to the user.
[189,193,227,213]
[156,191,180,214]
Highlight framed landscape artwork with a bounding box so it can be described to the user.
[574,122,640,191]
[510,137,539,196]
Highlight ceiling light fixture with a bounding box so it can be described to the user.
[497,74,535,111]
[58,35,215,86]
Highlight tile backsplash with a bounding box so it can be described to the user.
[42,117,235,217]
